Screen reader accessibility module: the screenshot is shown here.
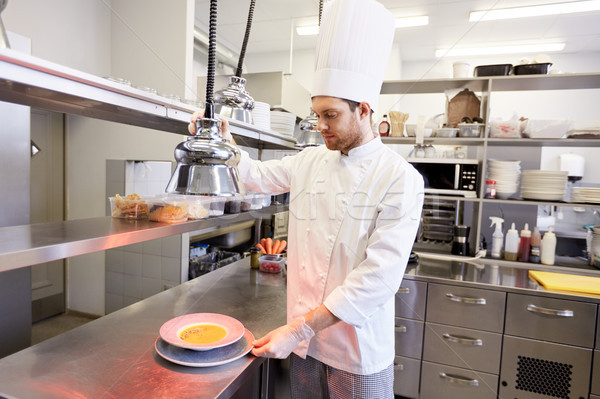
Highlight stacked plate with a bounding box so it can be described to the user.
[487,159,521,199]
[252,102,271,131]
[155,313,254,367]
[571,187,600,204]
[521,170,568,201]
[270,111,297,136]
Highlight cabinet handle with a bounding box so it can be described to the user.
[395,325,407,333]
[445,292,486,305]
[394,362,404,371]
[526,304,574,317]
[442,333,483,346]
[397,287,410,294]
[439,372,479,387]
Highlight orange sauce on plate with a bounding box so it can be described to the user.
[179,323,227,344]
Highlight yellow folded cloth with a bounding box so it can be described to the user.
[529,270,600,296]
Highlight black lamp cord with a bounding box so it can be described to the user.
[235,0,256,78]
[204,0,217,119]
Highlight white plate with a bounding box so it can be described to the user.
[155,329,254,368]
[159,313,245,351]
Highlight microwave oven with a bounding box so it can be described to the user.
[408,158,479,198]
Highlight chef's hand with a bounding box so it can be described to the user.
[188,111,234,143]
[251,317,315,359]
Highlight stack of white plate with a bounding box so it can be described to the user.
[270,111,296,136]
[488,159,521,199]
[521,170,568,201]
[252,102,271,131]
[571,187,600,204]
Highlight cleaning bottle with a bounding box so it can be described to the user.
[529,226,542,263]
[517,223,531,262]
[541,226,557,265]
[504,223,519,261]
[489,216,504,259]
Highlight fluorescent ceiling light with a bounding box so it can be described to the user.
[395,15,429,28]
[296,15,429,36]
[470,0,600,22]
[435,42,565,57]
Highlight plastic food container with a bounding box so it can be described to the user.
[436,127,459,137]
[208,197,226,216]
[259,254,285,273]
[474,64,512,77]
[224,197,242,214]
[513,63,552,75]
[458,123,485,137]
[109,195,149,219]
[147,197,188,223]
[179,196,213,220]
[489,120,521,138]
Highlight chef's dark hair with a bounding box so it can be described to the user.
[343,99,374,118]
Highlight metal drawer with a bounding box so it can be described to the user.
[591,395,600,399]
[505,293,597,347]
[393,355,421,399]
[593,350,600,395]
[422,322,502,374]
[597,310,600,349]
[395,279,427,320]
[395,317,424,359]
[420,361,498,399]
[499,335,592,399]
[426,283,506,333]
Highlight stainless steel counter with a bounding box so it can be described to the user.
[0,258,286,399]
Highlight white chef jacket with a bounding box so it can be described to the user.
[237,136,424,375]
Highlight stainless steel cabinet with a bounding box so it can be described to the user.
[395,317,424,359]
[425,283,506,333]
[395,279,427,320]
[593,350,600,395]
[422,322,502,374]
[505,293,597,347]
[419,361,498,399]
[393,355,421,399]
[499,335,592,399]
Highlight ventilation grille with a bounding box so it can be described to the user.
[516,355,573,399]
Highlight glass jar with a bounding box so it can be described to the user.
[249,247,261,269]
[485,179,497,199]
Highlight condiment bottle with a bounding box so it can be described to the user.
[485,180,496,199]
[517,223,531,262]
[541,226,557,265]
[249,247,261,269]
[378,114,390,137]
[504,223,519,261]
[529,226,541,263]
[489,216,504,258]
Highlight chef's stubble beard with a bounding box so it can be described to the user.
[326,114,364,154]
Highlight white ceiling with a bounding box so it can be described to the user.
[194,0,600,62]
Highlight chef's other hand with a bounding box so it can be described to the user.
[188,111,234,143]
[251,317,315,359]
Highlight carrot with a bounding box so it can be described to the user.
[277,240,287,254]
[256,243,267,254]
[261,238,267,249]
[272,239,281,255]
[266,238,273,255]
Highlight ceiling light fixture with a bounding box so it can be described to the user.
[470,0,600,22]
[296,15,429,36]
[435,42,565,57]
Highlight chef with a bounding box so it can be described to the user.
[190,0,423,396]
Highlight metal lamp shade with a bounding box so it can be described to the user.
[166,118,245,196]
[214,76,255,124]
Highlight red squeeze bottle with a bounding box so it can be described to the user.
[517,223,532,262]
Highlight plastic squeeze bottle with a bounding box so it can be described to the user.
[517,223,531,262]
[504,223,519,261]
[529,226,542,263]
[489,216,504,258]
[541,226,557,265]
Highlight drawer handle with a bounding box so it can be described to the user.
[439,372,479,387]
[397,287,410,294]
[442,333,483,346]
[394,362,404,371]
[445,292,486,305]
[395,326,407,333]
[526,304,574,317]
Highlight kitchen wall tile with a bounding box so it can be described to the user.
[123,252,142,276]
[105,271,124,295]
[142,239,162,256]
[161,235,182,258]
[105,293,123,314]
[142,254,161,279]
[142,277,162,299]
[162,256,181,283]
[125,242,145,254]
[106,249,124,273]
[132,180,149,196]
[123,274,142,298]
[161,280,178,291]
[123,296,140,308]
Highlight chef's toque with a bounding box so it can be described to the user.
[311,0,395,112]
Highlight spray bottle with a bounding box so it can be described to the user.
[489,216,504,259]
[504,223,519,261]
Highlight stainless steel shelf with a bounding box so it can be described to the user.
[487,138,600,147]
[381,77,490,95]
[381,136,485,145]
[0,48,296,149]
[0,205,287,273]
[481,198,600,208]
